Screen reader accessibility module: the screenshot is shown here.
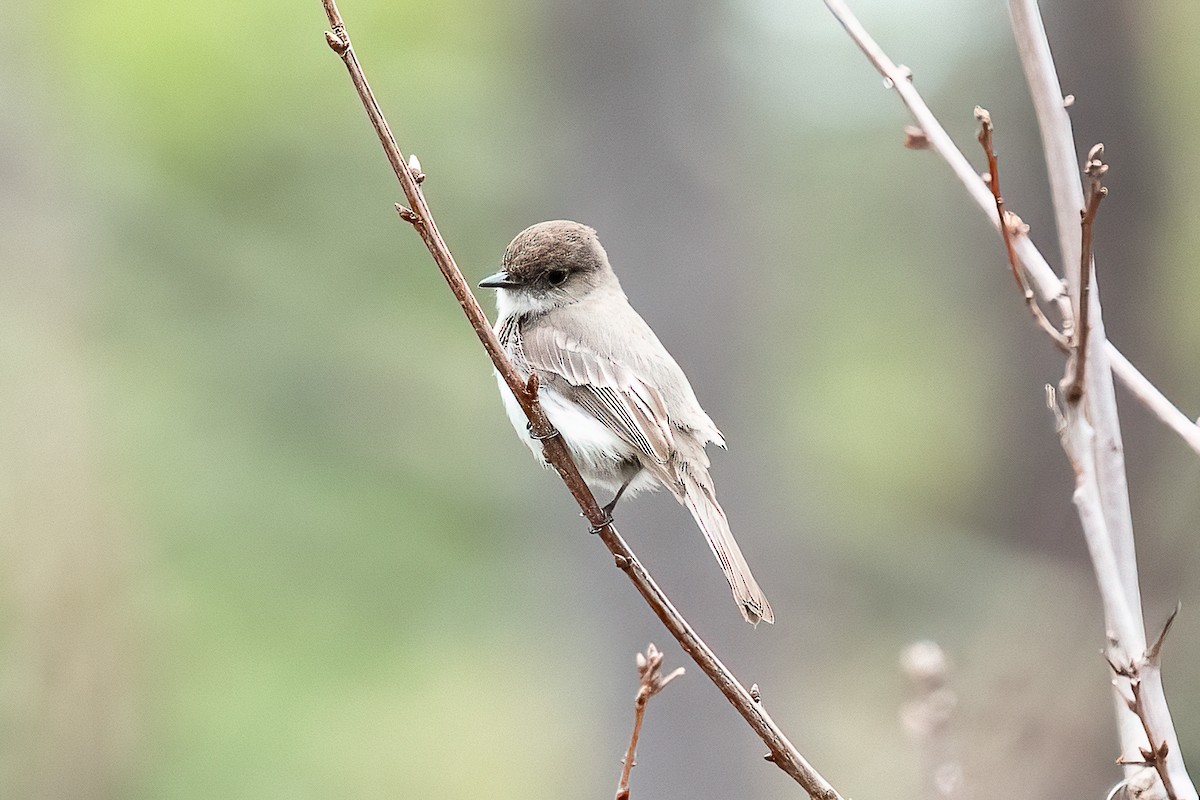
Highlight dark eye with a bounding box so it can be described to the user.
[547,269,569,287]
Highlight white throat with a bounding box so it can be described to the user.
[495,288,559,318]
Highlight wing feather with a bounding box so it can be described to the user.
[521,325,674,464]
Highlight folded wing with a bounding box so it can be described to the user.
[520,324,675,465]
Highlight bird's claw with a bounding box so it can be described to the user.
[526,420,560,441]
[585,510,614,534]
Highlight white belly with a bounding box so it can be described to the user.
[495,371,653,495]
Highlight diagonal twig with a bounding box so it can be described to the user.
[822,0,1200,458]
[825,1,1197,796]
[1129,681,1177,800]
[1106,348,1200,457]
[318,2,843,797]
[974,106,1070,352]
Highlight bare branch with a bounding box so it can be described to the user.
[975,107,1070,351]
[616,644,684,800]
[1115,604,1188,800]
[822,0,1200,458]
[1045,384,1143,663]
[319,3,843,797]
[1106,348,1200,454]
[973,108,1017,289]
[1119,673,1179,800]
[1005,1,1145,649]
[1007,0,1085,281]
[1064,144,1109,403]
[822,0,1067,312]
[826,1,1197,796]
[1005,5,1191,793]
[1050,380,1186,795]
[1055,373,1195,798]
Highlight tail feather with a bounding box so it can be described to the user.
[677,468,774,625]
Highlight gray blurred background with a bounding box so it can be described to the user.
[2,0,1199,798]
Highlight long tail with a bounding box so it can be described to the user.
[675,465,774,625]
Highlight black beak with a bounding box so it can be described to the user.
[478,270,522,289]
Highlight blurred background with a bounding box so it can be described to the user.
[3,0,1199,797]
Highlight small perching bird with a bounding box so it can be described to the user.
[480,220,773,625]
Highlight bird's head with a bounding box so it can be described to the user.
[480,220,616,316]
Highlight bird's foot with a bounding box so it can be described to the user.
[585,509,614,535]
[586,482,630,533]
[525,420,559,441]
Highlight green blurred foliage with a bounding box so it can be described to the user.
[2,0,1199,798]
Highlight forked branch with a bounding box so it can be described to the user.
[822,0,1200,457]
[1109,605,1184,800]
[616,644,684,800]
[825,0,1197,796]
[319,1,842,797]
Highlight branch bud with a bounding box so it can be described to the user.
[324,30,349,55]
[407,153,426,184]
[903,126,930,150]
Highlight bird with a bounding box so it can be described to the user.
[479,220,773,625]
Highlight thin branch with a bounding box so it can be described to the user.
[821,0,1067,312]
[974,106,1070,351]
[1110,615,1184,800]
[1131,680,1178,800]
[826,1,1197,796]
[1005,1,1144,658]
[319,3,843,797]
[1007,0,1085,282]
[1106,346,1200,454]
[1065,144,1108,403]
[973,109,1022,293]
[1051,381,1188,797]
[1046,386,1144,667]
[1005,5,1192,793]
[616,644,684,800]
[822,0,1200,459]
